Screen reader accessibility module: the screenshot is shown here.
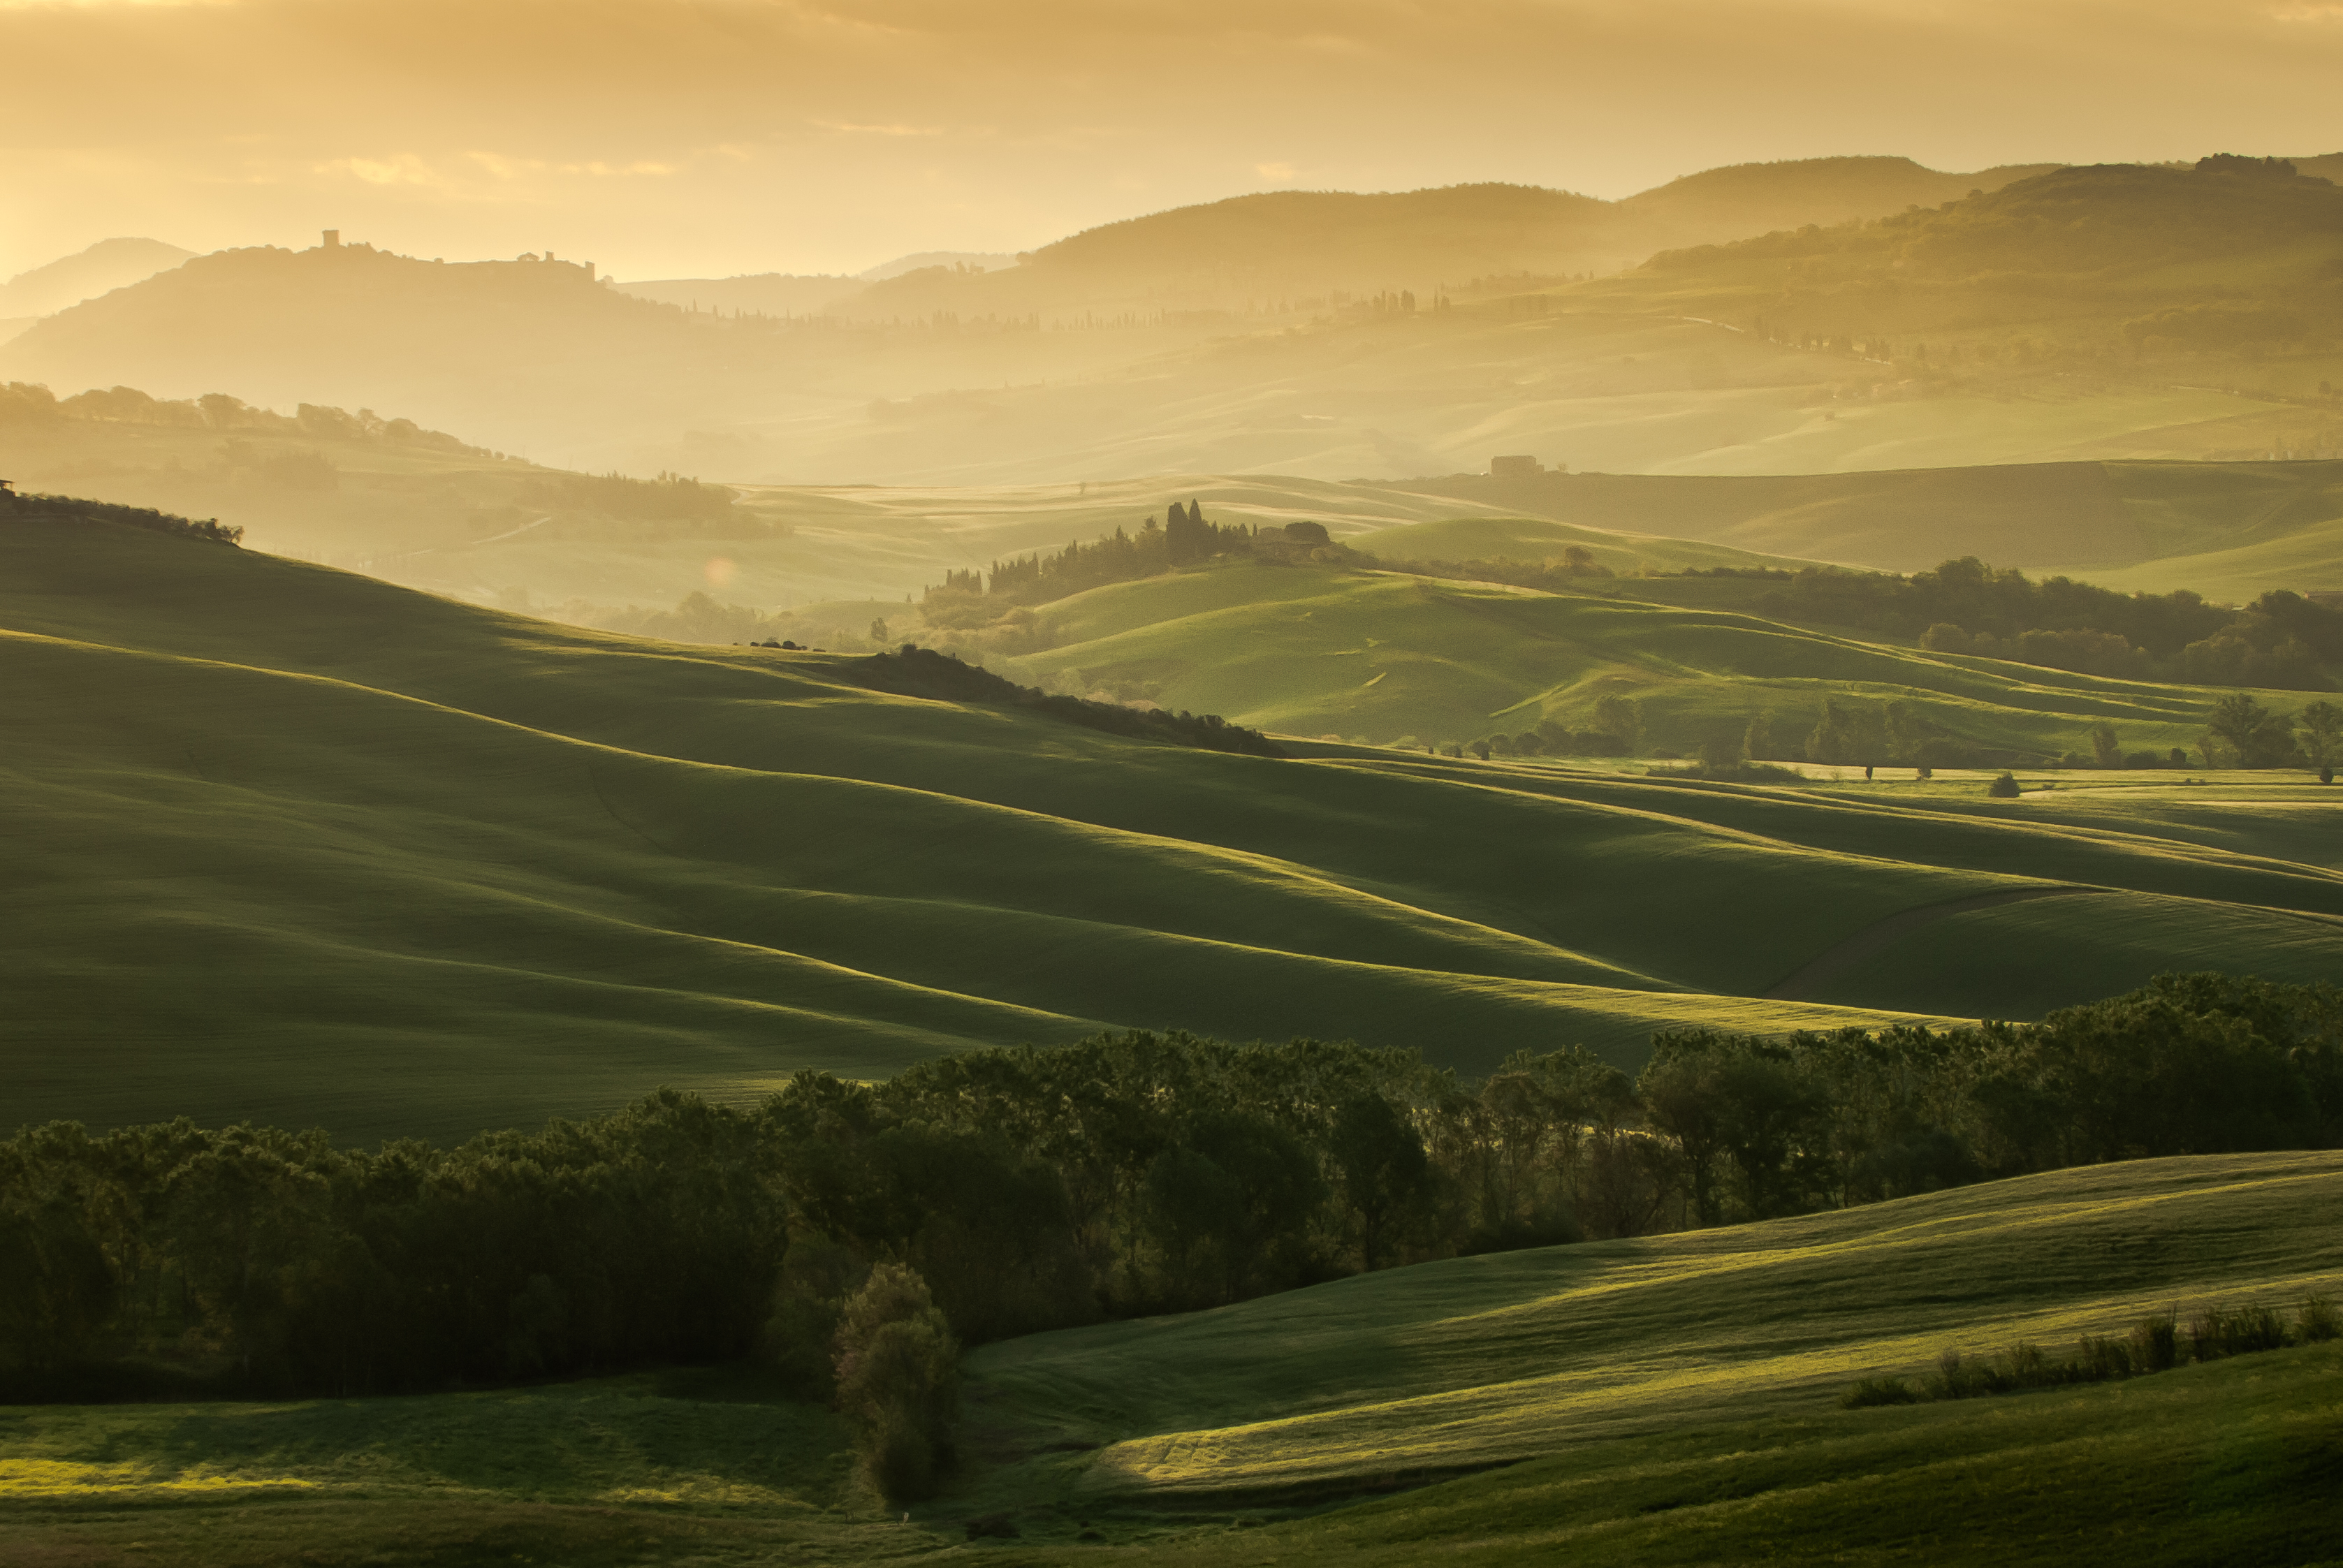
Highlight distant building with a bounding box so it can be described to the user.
[1490,455,1542,477]
[322,230,340,249]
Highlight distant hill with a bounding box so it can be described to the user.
[0,237,194,318]
[1593,158,2343,354]
[0,237,721,466]
[615,254,1018,318]
[613,272,866,316]
[847,158,2058,323]
[24,157,2343,485]
[1614,155,2064,244]
[856,250,1016,281]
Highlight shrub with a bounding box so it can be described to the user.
[2131,1311,2182,1372]
[1841,1376,1919,1408]
[2193,1303,2288,1360]
[2300,1296,2340,1342]
[1924,1349,1990,1400]
[1987,772,2021,798]
[2078,1333,2133,1382]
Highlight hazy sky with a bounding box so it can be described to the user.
[5,0,2342,281]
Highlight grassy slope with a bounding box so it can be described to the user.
[10,518,2343,1136]
[1011,559,2319,755]
[961,1152,2343,1495]
[7,1155,2337,1565]
[1364,458,2343,592]
[20,404,2342,622]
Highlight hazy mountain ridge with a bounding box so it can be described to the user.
[6,156,2340,481]
[0,236,193,321]
[1609,159,2343,350]
[841,157,2061,323]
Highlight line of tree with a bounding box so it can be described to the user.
[1566,691,2341,774]
[1,485,242,547]
[514,469,740,522]
[1755,557,2340,691]
[8,974,2336,1426]
[0,380,486,456]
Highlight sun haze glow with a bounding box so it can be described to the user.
[2,0,2340,278]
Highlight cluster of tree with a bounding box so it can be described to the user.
[924,506,1333,628]
[2195,692,2343,772]
[0,381,483,455]
[515,470,741,523]
[1767,557,2339,691]
[1742,691,2340,774]
[1641,973,2342,1226]
[851,645,1285,757]
[0,1091,781,1401]
[1360,545,1615,593]
[2,487,242,547]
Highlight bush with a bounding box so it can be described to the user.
[1841,1376,1919,1408]
[1987,772,2021,798]
[2300,1296,2340,1342]
[2131,1311,2182,1372]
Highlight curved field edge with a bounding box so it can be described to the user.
[961,1151,2343,1497]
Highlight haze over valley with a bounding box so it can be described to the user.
[7,3,2343,1561]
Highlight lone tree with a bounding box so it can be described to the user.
[2301,700,2343,772]
[833,1264,961,1502]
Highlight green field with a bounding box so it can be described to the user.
[1001,555,2331,763]
[1365,458,2343,592]
[8,514,2343,1138]
[16,392,2343,624]
[6,1152,2337,1565]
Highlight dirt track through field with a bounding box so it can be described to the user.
[1764,885,2102,1002]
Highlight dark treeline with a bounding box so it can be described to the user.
[1,484,243,547]
[7,974,2337,1414]
[851,645,1283,757]
[514,469,741,524]
[1759,557,2342,690]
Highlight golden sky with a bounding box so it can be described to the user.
[5,0,2342,281]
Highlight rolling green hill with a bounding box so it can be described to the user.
[963,1150,2343,1498]
[1002,557,2329,758]
[1364,460,2343,591]
[8,513,2343,1141]
[14,383,2342,622]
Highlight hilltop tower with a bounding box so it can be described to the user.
[322,230,340,249]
